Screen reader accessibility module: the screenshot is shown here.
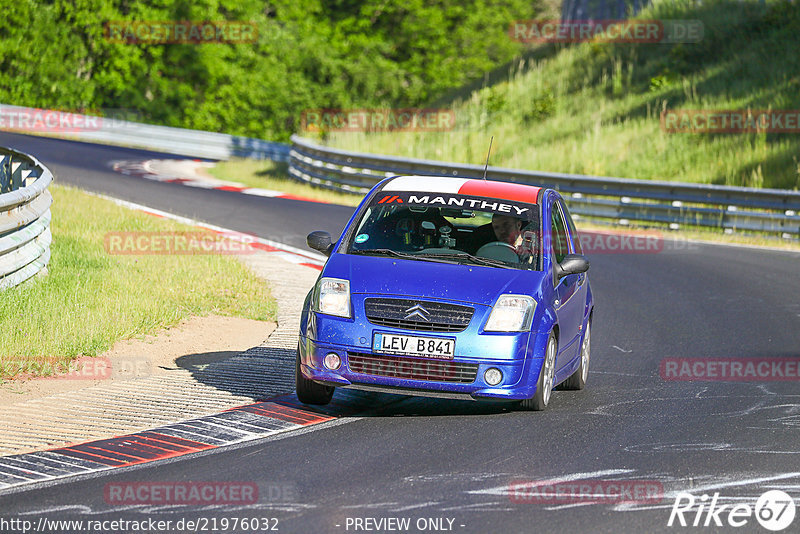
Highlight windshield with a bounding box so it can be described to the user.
[345,191,541,270]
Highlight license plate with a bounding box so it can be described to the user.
[373,332,455,360]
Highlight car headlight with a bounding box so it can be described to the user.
[316,277,351,318]
[484,295,535,332]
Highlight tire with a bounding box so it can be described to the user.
[520,331,557,411]
[562,320,591,391]
[295,347,334,405]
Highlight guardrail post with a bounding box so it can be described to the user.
[11,160,25,191]
[0,154,9,194]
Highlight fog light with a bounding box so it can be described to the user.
[484,367,503,386]
[324,352,341,370]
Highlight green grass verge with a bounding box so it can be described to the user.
[0,184,276,374]
[319,0,800,190]
[207,159,363,206]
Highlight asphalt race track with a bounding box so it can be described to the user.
[1,131,800,533]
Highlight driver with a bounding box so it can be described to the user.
[491,213,536,264]
[491,214,523,247]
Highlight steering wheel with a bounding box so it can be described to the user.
[475,241,519,263]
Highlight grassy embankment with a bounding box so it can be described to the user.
[0,184,276,378]
[320,0,800,191]
[212,2,800,204]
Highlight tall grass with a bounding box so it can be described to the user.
[321,0,800,190]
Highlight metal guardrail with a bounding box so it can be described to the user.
[0,104,290,162]
[289,135,800,238]
[0,147,53,289]
[3,104,797,237]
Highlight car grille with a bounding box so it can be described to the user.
[364,298,473,332]
[348,352,478,383]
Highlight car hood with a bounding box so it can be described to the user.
[322,252,544,305]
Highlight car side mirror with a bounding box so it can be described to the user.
[555,254,590,280]
[307,231,334,256]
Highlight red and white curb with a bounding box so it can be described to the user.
[0,400,327,491]
[0,392,376,493]
[93,193,326,270]
[111,159,331,204]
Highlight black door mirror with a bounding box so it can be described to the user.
[307,231,334,256]
[555,254,590,280]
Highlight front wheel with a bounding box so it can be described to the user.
[562,320,590,390]
[520,332,557,411]
[295,347,334,405]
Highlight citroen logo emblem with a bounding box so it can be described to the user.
[404,304,430,321]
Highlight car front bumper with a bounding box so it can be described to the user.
[298,327,548,402]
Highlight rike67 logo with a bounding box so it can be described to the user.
[669,490,796,531]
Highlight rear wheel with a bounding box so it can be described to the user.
[562,320,591,390]
[295,347,334,405]
[520,332,557,411]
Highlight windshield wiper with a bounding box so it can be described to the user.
[350,249,459,264]
[420,251,516,269]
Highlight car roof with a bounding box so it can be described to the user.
[381,175,542,205]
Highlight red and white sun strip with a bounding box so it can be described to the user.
[91,193,326,270]
[111,159,331,204]
[382,176,541,204]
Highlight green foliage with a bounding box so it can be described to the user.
[485,86,509,115]
[521,89,555,123]
[0,0,538,141]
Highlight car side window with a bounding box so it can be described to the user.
[559,200,582,255]
[550,200,569,264]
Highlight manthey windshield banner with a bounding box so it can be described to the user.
[379,176,541,216]
[371,192,537,219]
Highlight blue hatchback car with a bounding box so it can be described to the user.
[297,176,593,410]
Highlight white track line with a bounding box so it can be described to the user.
[87,191,326,268]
